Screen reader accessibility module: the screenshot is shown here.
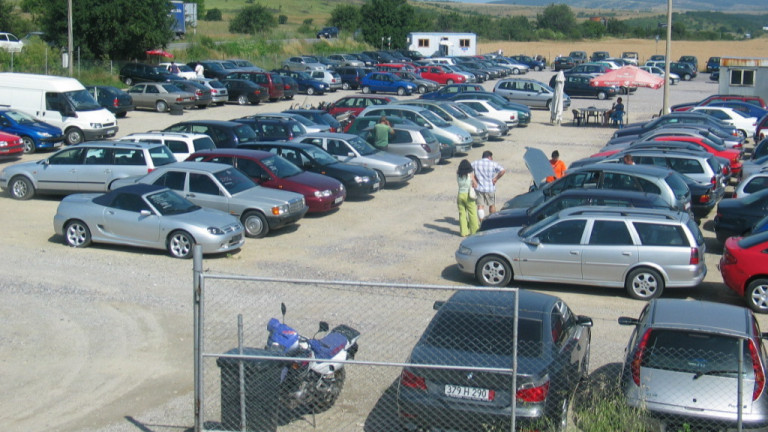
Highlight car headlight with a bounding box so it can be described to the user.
[40,132,52,137]
[353,175,370,184]
[90,123,104,128]
[314,189,332,198]
[0,141,8,147]
[207,227,225,235]
[458,245,472,255]
[272,204,289,215]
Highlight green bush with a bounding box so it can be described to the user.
[204,8,222,21]
[278,15,287,25]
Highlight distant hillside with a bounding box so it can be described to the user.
[454,0,765,13]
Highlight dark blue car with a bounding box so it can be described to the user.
[509,54,546,72]
[273,70,327,95]
[360,72,416,96]
[0,108,64,154]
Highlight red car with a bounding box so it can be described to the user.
[671,94,768,112]
[720,231,768,313]
[415,65,466,85]
[188,149,346,213]
[324,95,397,118]
[0,131,23,158]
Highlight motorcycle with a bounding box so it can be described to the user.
[266,303,360,413]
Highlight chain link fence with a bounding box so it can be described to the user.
[192,250,756,432]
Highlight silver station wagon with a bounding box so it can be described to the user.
[455,206,707,300]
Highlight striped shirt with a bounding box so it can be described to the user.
[471,158,504,193]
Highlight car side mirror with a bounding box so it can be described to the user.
[618,316,639,326]
[433,300,445,310]
[318,321,329,333]
[140,210,152,217]
[577,315,593,327]
[523,236,541,246]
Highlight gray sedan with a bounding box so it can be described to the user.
[281,56,326,72]
[127,82,197,113]
[53,184,245,258]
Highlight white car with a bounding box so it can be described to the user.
[119,131,216,162]
[734,171,768,198]
[692,106,757,140]
[639,66,680,85]
[159,62,197,80]
[0,32,23,52]
[449,98,519,128]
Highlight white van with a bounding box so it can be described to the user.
[0,73,118,145]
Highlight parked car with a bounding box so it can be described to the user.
[0,141,177,200]
[708,100,768,122]
[416,65,466,85]
[493,78,571,110]
[553,56,575,71]
[159,62,197,80]
[186,78,228,106]
[509,54,546,71]
[232,117,306,142]
[272,70,327,95]
[552,74,618,100]
[163,120,260,148]
[335,66,371,90]
[714,189,768,243]
[172,80,213,109]
[53,184,244,259]
[0,130,23,158]
[456,206,706,299]
[482,189,673,232]
[226,59,263,71]
[618,299,768,429]
[451,102,510,141]
[611,111,739,142]
[308,70,342,92]
[316,26,339,39]
[721,231,768,313]
[692,106,757,140]
[0,108,64,154]
[238,141,380,198]
[621,51,639,65]
[126,82,196,113]
[447,92,532,126]
[590,51,610,62]
[281,56,326,72]
[119,63,185,86]
[388,70,439,95]
[568,51,588,65]
[393,100,489,145]
[0,32,23,52]
[244,113,330,133]
[119,131,216,162]
[672,94,768,113]
[735,172,768,198]
[325,95,396,118]
[273,74,296,100]
[677,55,699,72]
[360,71,416,96]
[397,289,592,432]
[220,78,269,105]
[110,161,308,238]
[326,54,364,68]
[419,83,487,101]
[188,149,345,214]
[639,66,680,85]
[706,56,721,73]
[224,71,284,101]
[564,63,611,77]
[85,85,135,118]
[283,109,341,132]
[358,123,441,173]
[294,132,415,187]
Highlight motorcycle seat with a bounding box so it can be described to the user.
[309,332,348,359]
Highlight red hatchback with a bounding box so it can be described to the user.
[415,65,466,85]
[325,95,398,118]
[0,131,23,158]
[720,231,768,313]
[188,149,346,213]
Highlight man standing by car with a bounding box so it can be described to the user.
[546,150,566,182]
[472,150,505,220]
[374,115,394,150]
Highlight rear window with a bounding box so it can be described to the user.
[664,172,690,200]
[193,137,216,152]
[148,145,177,167]
[641,330,754,379]
[633,222,690,247]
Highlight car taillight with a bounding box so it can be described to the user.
[176,97,183,102]
[421,144,432,153]
[112,97,119,108]
[399,369,426,390]
[196,90,203,97]
[749,339,765,401]
[722,248,736,265]
[631,329,652,386]
[516,380,549,403]
[710,176,717,187]
[690,247,700,265]
[698,194,710,204]
[733,143,743,149]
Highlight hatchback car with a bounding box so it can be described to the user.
[173,80,214,109]
[126,82,196,113]
[272,70,327,95]
[224,71,284,101]
[618,298,768,430]
[188,78,229,106]
[0,108,64,154]
[1,141,177,200]
[220,78,269,105]
[397,289,592,432]
[493,78,571,110]
[360,72,416,96]
[358,123,441,173]
[735,172,768,198]
[335,66,371,90]
[721,231,768,313]
[119,63,184,86]
[164,120,260,148]
[309,70,342,92]
[0,130,23,158]
[281,56,326,72]
[119,132,216,162]
[556,74,618,100]
[232,117,306,142]
[553,56,575,71]
[457,206,706,299]
[85,85,135,118]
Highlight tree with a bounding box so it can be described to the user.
[359,0,416,49]
[536,4,577,37]
[581,20,607,39]
[229,4,277,35]
[39,0,174,60]
[329,5,361,32]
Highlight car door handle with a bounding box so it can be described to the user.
[622,251,632,256]
[107,210,115,215]
[570,251,579,255]
[186,193,195,198]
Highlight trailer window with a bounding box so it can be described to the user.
[730,69,755,86]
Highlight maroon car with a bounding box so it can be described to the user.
[325,94,398,118]
[188,149,345,213]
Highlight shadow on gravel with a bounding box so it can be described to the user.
[364,378,401,432]
[126,415,191,431]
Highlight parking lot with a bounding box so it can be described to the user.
[0,68,761,431]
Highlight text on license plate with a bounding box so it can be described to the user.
[334,196,343,204]
[444,384,494,401]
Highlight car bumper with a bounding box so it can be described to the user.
[345,179,380,197]
[199,232,246,255]
[419,155,441,169]
[211,95,228,104]
[83,126,118,141]
[719,258,748,297]
[306,192,345,213]
[471,131,489,145]
[266,207,309,230]
[454,251,477,276]
[0,142,24,157]
[384,166,416,184]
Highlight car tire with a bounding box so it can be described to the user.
[9,175,35,200]
[167,230,194,259]
[307,87,315,95]
[342,82,350,90]
[64,220,92,248]
[237,95,248,105]
[374,170,386,188]
[683,73,692,81]
[397,87,406,96]
[362,86,371,94]
[241,210,269,238]
[625,267,664,300]
[746,279,768,314]
[512,68,521,75]
[596,91,607,100]
[156,100,168,113]
[408,156,422,174]
[116,112,128,118]
[446,79,454,85]
[475,255,513,287]
[418,85,427,94]
[535,65,543,71]
[65,127,84,145]
[21,136,35,154]
[737,129,748,140]
[124,77,133,86]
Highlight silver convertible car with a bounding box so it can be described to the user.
[53,184,245,259]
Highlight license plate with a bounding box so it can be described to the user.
[231,234,242,243]
[334,196,343,204]
[444,384,494,402]
[373,182,380,190]
[53,141,63,147]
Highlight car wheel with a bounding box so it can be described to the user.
[596,91,607,100]
[625,267,664,300]
[283,65,290,70]
[475,255,512,287]
[683,73,692,81]
[446,79,454,85]
[362,86,371,94]
[241,210,269,238]
[512,68,521,75]
[167,230,194,259]
[746,279,768,314]
[545,100,551,110]
[65,127,84,145]
[9,176,35,200]
[156,100,168,113]
[737,129,748,140]
[116,112,127,118]
[124,77,133,86]
[307,87,315,95]
[237,95,248,105]
[408,156,422,174]
[21,136,35,154]
[418,85,427,94]
[397,87,406,96]
[374,170,386,188]
[64,220,92,248]
[535,65,543,71]
[342,82,350,90]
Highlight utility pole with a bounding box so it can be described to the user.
[662,0,672,114]
[67,0,73,76]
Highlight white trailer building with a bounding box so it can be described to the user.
[718,57,768,102]
[407,32,477,58]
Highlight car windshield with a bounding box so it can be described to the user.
[665,172,690,201]
[214,167,256,194]
[519,213,559,238]
[442,103,468,119]
[348,136,378,156]
[419,109,451,128]
[149,145,177,166]
[234,124,259,142]
[193,138,216,152]
[262,155,303,178]
[303,56,320,63]
[146,189,200,215]
[63,89,102,111]
[424,310,543,357]
[455,103,480,117]
[304,146,337,166]
[294,72,311,80]
[5,109,37,124]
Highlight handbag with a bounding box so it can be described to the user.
[468,187,477,200]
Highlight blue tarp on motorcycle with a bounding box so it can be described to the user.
[309,333,348,359]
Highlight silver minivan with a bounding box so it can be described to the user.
[392,100,489,145]
[294,132,416,187]
[358,123,442,173]
[358,105,473,151]
[493,77,571,110]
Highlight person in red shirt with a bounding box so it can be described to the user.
[546,150,567,182]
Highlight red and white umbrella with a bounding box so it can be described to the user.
[145,49,174,59]
[590,65,665,123]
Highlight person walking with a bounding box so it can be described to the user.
[471,150,505,220]
[194,62,204,78]
[546,150,567,182]
[456,159,479,237]
[374,115,394,150]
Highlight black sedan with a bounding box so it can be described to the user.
[221,78,270,105]
[714,188,768,243]
[238,141,380,197]
[397,289,592,431]
[85,85,134,118]
[553,56,575,71]
[612,112,736,140]
[551,74,618,100]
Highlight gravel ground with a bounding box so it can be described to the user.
[0,64,762,432]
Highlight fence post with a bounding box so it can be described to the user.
[193,245,203,432]
[511,289,518,432]
[738,338,743,432]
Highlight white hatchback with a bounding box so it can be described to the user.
[0,32,23,52]
[692,106,757,140]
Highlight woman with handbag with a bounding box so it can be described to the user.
[457,159,480,237]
